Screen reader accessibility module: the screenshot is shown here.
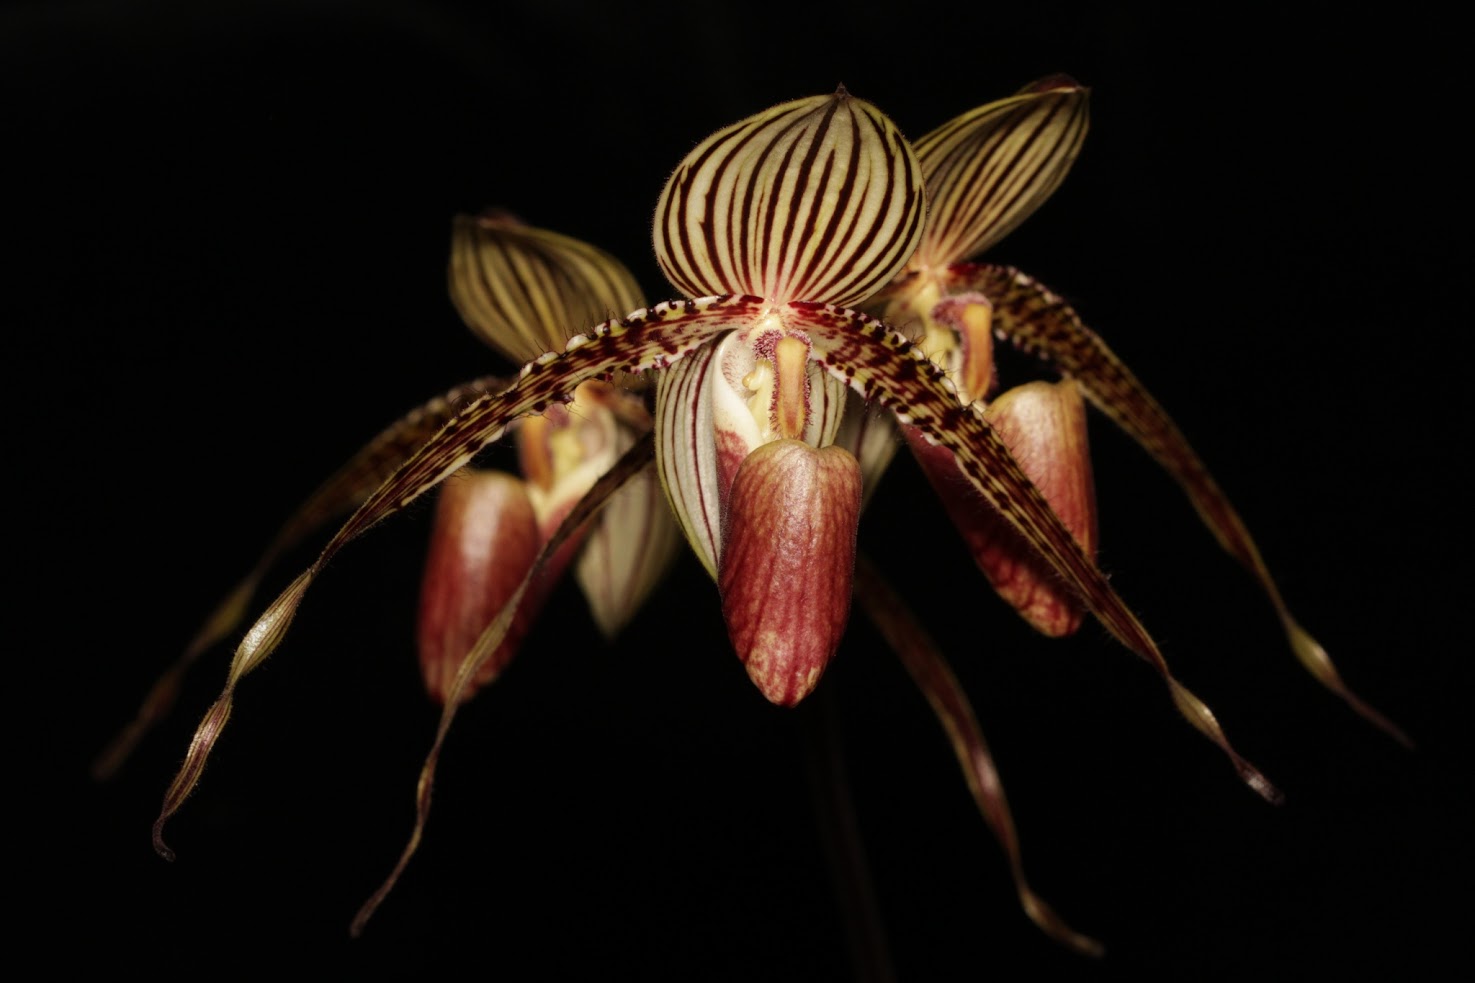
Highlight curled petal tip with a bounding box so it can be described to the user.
[1247,769,1285,806]
[719,441,862,706]
[1168,680,1282,804]
[151,820,175,862]
[151,694,234,861]
[1020,889,1105,958]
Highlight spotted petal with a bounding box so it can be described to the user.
[95,375,501,779]
[151,297,764,857]
[785,301,1280,802]
[949,263,1410,745]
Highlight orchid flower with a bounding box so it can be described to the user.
[862,76,1408,741]
[122,77,1403,957]
[419,212,681,702]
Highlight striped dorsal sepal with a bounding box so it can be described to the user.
[910,75,1089,271]
[450,211,646,365]
[655,88,925,308]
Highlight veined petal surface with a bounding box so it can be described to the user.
[719,440,862,706]
[417,469,547,704]
[907,379,1097,637]
[572,411,682,638]
[450,211,645,364]
[655,89,924,307]
[654,323,849,579]
[912,75,1088,269]
[654,335,727,578]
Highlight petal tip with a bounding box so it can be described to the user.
[1019,73,1087,95]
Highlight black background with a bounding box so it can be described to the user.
[10,2,1467,979]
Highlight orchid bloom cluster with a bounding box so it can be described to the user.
[106,76,1404,954]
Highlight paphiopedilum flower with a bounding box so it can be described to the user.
[646,89,921,706]
[864,76,1408,740]
[122,78,1404,956]
[418,213,681,703]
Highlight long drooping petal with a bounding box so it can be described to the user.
[95,375,501,779]
[854,554,1102,957]
[951,262,1410,745]
[151,297,765,857]
[352,431,659,935]
[787,301,1280,801]
[654,87,924,308]
[908,75,1089,271]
